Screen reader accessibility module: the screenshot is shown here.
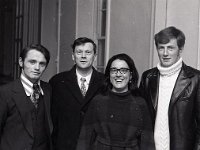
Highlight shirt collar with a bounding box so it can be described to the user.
[20,74,44,96]
[76,69,93,85]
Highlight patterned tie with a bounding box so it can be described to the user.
[80,77,87,97]
[31,83,41,108]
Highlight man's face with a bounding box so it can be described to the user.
[19,49,47,83]
[72,42,96,71]
[157,38,182,67]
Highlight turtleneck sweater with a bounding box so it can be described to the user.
[154,58,182,150]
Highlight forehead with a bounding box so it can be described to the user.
[75,42,94,51]
[157,38,178,47]
[111,59,129,68]
[25,49,46,60]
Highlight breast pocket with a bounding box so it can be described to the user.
[178,87,194,102]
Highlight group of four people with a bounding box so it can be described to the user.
[0,26,200,150]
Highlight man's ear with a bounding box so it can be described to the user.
[179,47,184,53]
[72,52,75,61]
[18,57,23,67]
[93,53,97,62]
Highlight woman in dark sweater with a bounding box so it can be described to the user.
[76,53,155,150]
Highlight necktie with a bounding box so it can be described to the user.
[31,83,41,108]
[80,77,87,97]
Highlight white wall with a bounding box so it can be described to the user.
[108,0,153,77]
[76,0,154,78]
[76,0,96,39]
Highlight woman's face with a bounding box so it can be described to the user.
[110,59,132,93]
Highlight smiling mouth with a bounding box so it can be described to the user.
[115,79,123,83]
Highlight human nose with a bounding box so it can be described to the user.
[34,63,40,70]
[116,70,122,76]
[81,52,86,58]
[163,47,169,56]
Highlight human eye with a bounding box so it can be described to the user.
[76,50,82,55]
[29,60,36,65]
[40,62,46,67]
[86,51,92,55]
[120,68,129,74]
[158,46,164,51]
[167,46,175,51]
[110,68,117,74]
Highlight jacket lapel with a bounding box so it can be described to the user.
[169,65,192,115]
[12,79,33,137]
[64,66,84,104]
[82,69,102,106]
[63,66,103,107]
[149,69,160,110]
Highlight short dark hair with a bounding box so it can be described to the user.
[103,53,139,94]
[20,44,50,65]
[71,37,97,54]
[154,26,185,49]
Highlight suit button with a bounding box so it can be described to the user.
[80,111,85,116]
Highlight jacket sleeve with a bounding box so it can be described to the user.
[194,75,200,150]
[139,72,147,99]
[49,78,60,150]
[139,98,155,150]
[76,99,97,150]
[0,88,8,139]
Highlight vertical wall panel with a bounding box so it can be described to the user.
[76,0,95,39]
[109,0,153,77]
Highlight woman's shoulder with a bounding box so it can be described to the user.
[91,93,109,104]
[132,95,146,104]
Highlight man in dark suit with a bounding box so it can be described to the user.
[49,37,104,150]
[139,26,200,150]
[0,44,53,150]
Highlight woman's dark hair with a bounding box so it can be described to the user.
[103,53,139,95]
[20,44,50,65]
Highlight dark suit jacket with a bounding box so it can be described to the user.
[139,63,200,150]
[0,79,53,150]
[49,65,104,150]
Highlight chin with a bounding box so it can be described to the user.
[31,76,40,81]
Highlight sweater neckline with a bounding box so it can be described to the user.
[157,57,182,76]
[108,90,132,101]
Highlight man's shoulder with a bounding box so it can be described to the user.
[141,67,158,77]
[0,79,20,93]
[49,69,73,83]
[92,68,104,78]
[40,80,51,88]
[50,71,68,80]
[182,63,200,76]
[91,69,105,85]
